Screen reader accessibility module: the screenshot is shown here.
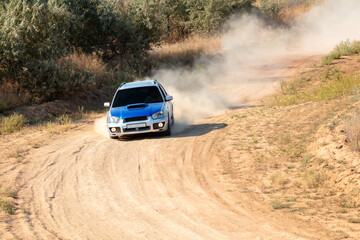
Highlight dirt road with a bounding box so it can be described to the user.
[0,55,330,239]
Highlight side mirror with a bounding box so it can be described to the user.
[165,96,173,101]
[104,102,110,107]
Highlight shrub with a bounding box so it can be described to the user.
[271,200,291,210]
[130,0,255,41]
[259,0,284,19]
[57,53,110,87]
[303,168,327,189]
[0,198,15,215]
[0,81,29,113]
[56,115,72,125]
[5,188,16,198]
[0,113,28,134]
[0,0,157,102]
[18,59,96,101]
[322,40,360,65]
[186,0,255,34]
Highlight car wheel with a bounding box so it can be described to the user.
[163,117,171,136]
[110,136,118,139]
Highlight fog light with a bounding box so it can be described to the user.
[158,122,164,128]
[111,127,117,133]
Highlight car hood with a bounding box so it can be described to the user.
[110,102,164,119]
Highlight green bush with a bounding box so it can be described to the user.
[259,0,283,19]
[322,40,360,65]
[0,198,15,215]
[130,0,255,40]
[0,100,7,113]
[186,0,255,34]
[0,0,158,102]
[0,113,28,134]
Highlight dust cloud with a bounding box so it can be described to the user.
[149,0,360,132]
[94,116,108,138]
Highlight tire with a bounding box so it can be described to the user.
[171,113,175,125]
[110,136,118,139]
[163,117,172,136]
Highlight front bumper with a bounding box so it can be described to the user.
[107,117,169,137]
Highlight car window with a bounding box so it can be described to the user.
[112,86,163,107]
[158,85,166,98]
[160,84,169,96]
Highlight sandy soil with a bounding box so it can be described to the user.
[0,54,340,239]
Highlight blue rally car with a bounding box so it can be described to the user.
[104,80,174,138]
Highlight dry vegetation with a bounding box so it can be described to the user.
[57,53,110,87]
[255,0,316,23]
[277,0,316,23]
[222,53,360,238]
[346,113,360,150]
[148,35,222,67]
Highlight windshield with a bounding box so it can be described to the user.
[112,86,163,107]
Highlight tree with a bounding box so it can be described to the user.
[0,0,93,100]
[185,0,255,34]
[0,0,159,101]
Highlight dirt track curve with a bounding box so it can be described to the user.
[1,55,330,239]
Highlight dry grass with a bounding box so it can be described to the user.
[274,57,360,106]
[0,198,15,215]
[46,114,75,134]
[346,113,360,150]
[255,0,315,23]
[322,40,360,65]
[303,168,327,189]
[271,200,291,210]
[0,113,28,135]
[277,0,315,23]
[5,188,16,198]
[148,35,221,66]
[58,53,110,87]
[0,82,31,113]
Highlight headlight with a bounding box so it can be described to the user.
[108,115,121,124]
[152,110,165,120]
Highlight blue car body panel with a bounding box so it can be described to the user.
[110,102,164,119]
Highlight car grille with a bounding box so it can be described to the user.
[123,126,150,132]
[124,116,148,123]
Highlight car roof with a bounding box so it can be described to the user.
[118,80,158,90]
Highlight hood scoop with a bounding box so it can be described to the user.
[127,103,147,109]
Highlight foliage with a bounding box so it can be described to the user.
[0,198,15,215]
[271,200,291,210]
[186,0,255,34]
[130,0,255,41]
[259,0,284,19]
[322,40,360,65]
[0,113,28,134]
[0,0,157,102]
[60,0,154,59]
[5,188,16,198]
